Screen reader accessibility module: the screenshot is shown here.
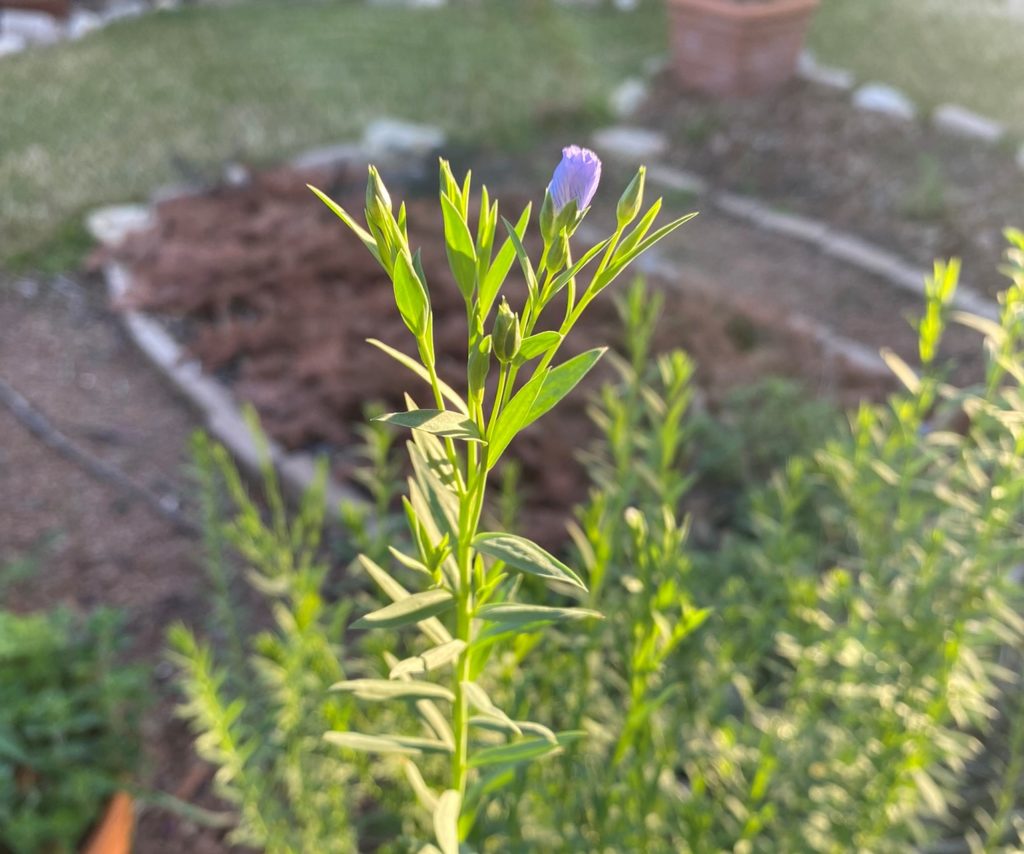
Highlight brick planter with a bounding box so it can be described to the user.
[667,0,820,97]
[0,0,72,18]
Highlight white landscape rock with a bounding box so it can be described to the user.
[592,125,668,162]
[85,205,154,247]
[852,83,917,121]
[1,10,62,45]
[609,78,648,119]
[797,51,855,91]
[67,9,105,40]
[67,9,103,40]
[932,104,1005,143]
[362,118,446,160]
[290,142,367,171]
[99,1,147,23]
[0,31,28,58]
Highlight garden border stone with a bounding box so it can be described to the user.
[628,160,1000,322]
[88,209,364,511]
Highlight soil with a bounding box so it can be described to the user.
[0,275,235,851]
[639,74,1024,298]
[107,158,898,547]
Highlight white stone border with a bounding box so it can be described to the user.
[610,49,1022,172]
[103,260,363,508]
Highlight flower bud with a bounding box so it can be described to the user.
[547,145,601,214]
[616,166,645,229]
[492,299,522,364]
[366,164,393,226]
[468,334,492,397]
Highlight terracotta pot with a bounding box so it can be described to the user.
[81,792,135,854]
[667,0,820,97]
[0,0,72,19]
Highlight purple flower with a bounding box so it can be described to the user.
[548,145,602,213]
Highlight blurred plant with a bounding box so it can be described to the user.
[901,153,949,222]
[170,427,362,852]
[309,145,692,851]
[480,239,1024,852]
[0,607,145,853]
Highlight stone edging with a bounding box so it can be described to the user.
[593,151,1000,324]
[609,51,1023,173]
[102,259,363,508]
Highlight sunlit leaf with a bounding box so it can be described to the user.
[376,410,484,443]
[353,588,454,630]
[474,532,586,591]
[323,731,451,756]
[330,678,455,703]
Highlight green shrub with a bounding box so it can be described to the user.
[171,163,1024,850]
[0,608,145,854]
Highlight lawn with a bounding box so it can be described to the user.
[0,0,663,267]
[2,0,1022,271]
[810,0,1024,136]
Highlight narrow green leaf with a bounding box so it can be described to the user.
[353,588,454,630]
[366,339,468,414]
[356,555,452,645]
[501,215,539,301]
[547,237,611,297]
[403,760,438,812]
[612,198,662,260]
[880,348,921,394]
[481,205,530,319]
[308,185,379,259]
[468,737,563,769]
[392,250,430,335]
[331,679,455,703]
[599,212,697,294]
[376,409,484,443]
[388,546,432,577]
[441,193,478,300]
[487,369,546,469]
[324,731,452,756]
[517,331,562,363]
[463,681,521,735]
[525,348,606,426]
[390,640,467,678]
[475,604,602,627]
[474,532,586,591]
[434,789,461,854]
[409,445,460,548]
[623,212,698,264]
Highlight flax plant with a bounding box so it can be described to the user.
[310,147,693,850]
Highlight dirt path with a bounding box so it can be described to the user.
[0,273,230,850]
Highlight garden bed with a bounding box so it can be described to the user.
[107,157,891,546]
[640,74,1024,297]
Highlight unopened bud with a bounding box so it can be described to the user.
[616,166,645,229]
[492,300,522,364]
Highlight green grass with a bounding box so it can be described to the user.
[0,0,664,268]
[811,0,1024,135]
